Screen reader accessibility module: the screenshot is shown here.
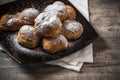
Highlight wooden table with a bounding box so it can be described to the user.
[0,0,120,80]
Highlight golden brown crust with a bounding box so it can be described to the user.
[15,12,21,17]
[17,25,39,48]
[15,12,33,25]
[59,10,68,22]
[0,24,7,30]
[0,14,12,26]
[61,20,84,40]
[66,5,76,20]
[42,35,68,53]
[0,14,20,31]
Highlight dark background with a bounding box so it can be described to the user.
[0,0,120,80]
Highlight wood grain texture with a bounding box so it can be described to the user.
[0,0,120,80]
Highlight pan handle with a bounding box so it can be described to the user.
[0,43,21,63]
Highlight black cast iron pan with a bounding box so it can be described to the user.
[0,0,98,63]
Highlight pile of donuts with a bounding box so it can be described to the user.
[0,1,84,53]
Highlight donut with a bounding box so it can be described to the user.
[61,20,84,40]
[42,35,68,53]
[18,25,39,48]
[44,1,68,21]
[0,14,33,31]
[34,12,62,38]
[19,8,40,24]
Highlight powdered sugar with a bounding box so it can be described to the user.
[44,1,67,18]
[63,20,82,33]
[41,15,62,30]
[19,25,36,40]
[6,18,19,26]
[35,12,62,33]
[21,8,39,21]
[35,13,46,24]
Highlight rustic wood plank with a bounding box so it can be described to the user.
[0,66,119,80]
[0,50,120,69]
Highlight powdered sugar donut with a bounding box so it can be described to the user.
[42,34,68,53]
[44,1,68,21]
[61,20,84,40]
[18,25,39,48]
[19,8,40,23]
[34,12,62,38]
